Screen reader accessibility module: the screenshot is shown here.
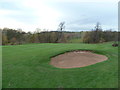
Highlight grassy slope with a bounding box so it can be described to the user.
[68,38,82,43]
[3,42,118,88]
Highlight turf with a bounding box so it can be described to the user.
[2,42,118,88]
[68,38,82,43]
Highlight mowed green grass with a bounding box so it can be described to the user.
[3,42,118,88]
[68,38,82,43]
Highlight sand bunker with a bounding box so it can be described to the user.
[50,51,108,68]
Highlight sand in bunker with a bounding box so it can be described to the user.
[50,51,108,68]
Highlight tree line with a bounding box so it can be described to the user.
[1,28,81,45]
[1,22,120,45]
[82,22,119,43]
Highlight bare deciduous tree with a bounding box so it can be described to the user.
[55,22,65,43]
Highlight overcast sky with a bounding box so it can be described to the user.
[0,0,118,32]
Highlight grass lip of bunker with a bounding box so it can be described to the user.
[50,50,108,68]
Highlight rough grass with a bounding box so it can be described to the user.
[2,42,118,88]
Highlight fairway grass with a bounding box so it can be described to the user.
[3,42,118,88]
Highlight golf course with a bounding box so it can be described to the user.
[3,42,118,88]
